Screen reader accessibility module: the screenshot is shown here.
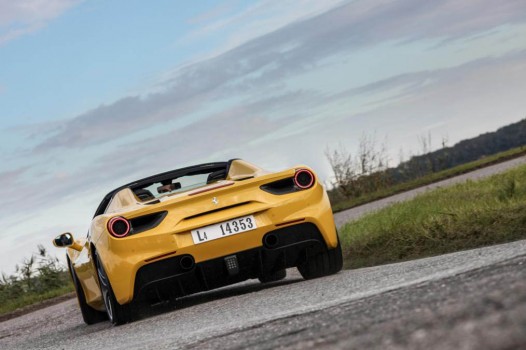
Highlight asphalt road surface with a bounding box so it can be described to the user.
[2,156,526,350]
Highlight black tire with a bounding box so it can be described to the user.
[67,256,107,325]
[94,251,132,325]
[258,269,287,283]
[327,238,343,275]
[297,237,343,280]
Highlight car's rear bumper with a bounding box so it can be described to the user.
[95,184,337,304]
[133,222,329,302]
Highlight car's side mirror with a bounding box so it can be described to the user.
[53,233,82,251]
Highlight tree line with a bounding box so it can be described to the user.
[327,117,526,202]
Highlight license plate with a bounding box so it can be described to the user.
[191,215,257,244]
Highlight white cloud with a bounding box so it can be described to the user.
[187,0,237,25]
[181,0,347,54]
[0,0,81,45]
[29,0,526,152]
[9,50,526,220]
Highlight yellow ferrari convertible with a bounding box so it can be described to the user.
[53,159,342,325]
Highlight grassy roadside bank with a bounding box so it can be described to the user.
[0,288,75,322]
[0,248,74,318]
[0,280,74,317]
[331,146,526,213]
[339,163,526,269]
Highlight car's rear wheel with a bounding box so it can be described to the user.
[258,268,287,283]
[67,256,107,325]
[94,251,132,325]
[297,237,343,280]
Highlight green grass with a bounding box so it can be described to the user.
[331,145,526,213]
[0,283,74,316]
[340,163,526,269]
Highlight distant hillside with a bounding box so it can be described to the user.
[390,118,526,182]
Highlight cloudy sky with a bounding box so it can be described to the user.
[1,0,525,273]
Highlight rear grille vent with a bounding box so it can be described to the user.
[130,211,167,235]
[260,178,298,195]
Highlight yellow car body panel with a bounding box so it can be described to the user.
[66,241,105,311]
[57,159,341,320]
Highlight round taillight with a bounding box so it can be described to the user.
[294,169,315,189]
[108,217,131,238]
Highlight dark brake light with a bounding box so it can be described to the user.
[294,169,315,189]
[108,217,131,238]
[261,169,316,195]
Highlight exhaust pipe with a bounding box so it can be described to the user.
[179,255,195,270]
[263,233,279,249]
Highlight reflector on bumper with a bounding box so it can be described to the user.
[224,255,240,276]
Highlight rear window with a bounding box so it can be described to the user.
[132,170,226,201]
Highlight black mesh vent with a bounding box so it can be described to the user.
[260,178,298,195]
[130,211,167,235]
